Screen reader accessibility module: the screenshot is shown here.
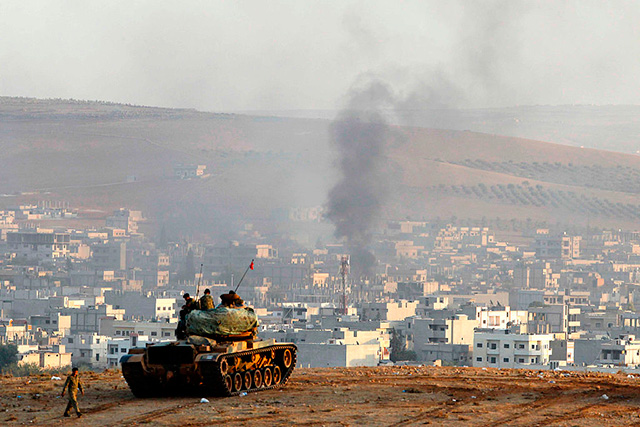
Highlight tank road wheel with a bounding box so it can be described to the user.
[263,367,273,387]
[243,371,252,390]
[282,349,293,369]
[223,375,233,392]
[273,366,282,385]
[220,358,229,376]
[233,373,243,392]
[253,369,263,388]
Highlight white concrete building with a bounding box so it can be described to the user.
[61,304,125,334]
[473,329,553,369]
[105,292,178,321]
[61,333,109,368]
[360,300,419,321]
[599,335,640,366]
[296,342,381,367]
[262,326,390,368]
[106,334,150,368]
[30,313,71,335]
[6,230,70,263]
[17,345,72,369]
[476,306,528,330]
[99,317,177,341]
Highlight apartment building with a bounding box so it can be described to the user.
[99,317,176,340]
[106,334,150,368]
[7,230,70,263]
[598,335,640,366]
[360,300,419,321]
[61,333,109,368]
[473,329,553,369]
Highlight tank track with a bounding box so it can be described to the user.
[121,343,297,397]
[122,359,160,398]
[209,344,297,396]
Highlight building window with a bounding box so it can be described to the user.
[476,343,483,348]
[503,358,509,363]
[121,348,126,353]
[518,358,525,363]
[151,332,157,336]
[504,343,510,349]
[68,338,74,344]
[476,357,482,362]
[490,343,497,350]
[490,357,497,364]
[116,331,121,336]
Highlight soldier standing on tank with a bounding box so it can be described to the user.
[61,367,84,418]
[199,289,214,310]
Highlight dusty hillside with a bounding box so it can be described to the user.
[2,366,640,426]
[3,97,640,230]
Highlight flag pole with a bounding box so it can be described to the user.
[234,259,254,293]
[195,263,203,298]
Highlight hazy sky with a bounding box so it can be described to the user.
[1,1,639,111]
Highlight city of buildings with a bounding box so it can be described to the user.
[2,204,640,374]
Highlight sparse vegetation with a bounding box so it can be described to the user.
[0,344,18,370]
[453,159,640,195]
[432,182,640,220]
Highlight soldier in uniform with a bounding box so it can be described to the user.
[61,367,84,418]
[199,289,214,310]
[176,293,198,339]
[219,290,244,308]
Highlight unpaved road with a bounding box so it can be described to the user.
[2,366,640,426]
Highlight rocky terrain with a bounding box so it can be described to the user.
[2,366,640,426]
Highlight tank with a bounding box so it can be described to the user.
[120,306,297,397]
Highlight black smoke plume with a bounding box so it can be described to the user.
[326,80,395,278]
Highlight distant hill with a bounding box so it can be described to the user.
[252,105,640,154]
[2,96,640,235]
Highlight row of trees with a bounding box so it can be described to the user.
[454,159,640,194]
[434,183,640,219]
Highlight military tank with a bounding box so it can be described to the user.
[120,292,297,397]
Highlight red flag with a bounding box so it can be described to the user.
[250,260,254,270]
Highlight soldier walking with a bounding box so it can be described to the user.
[61,367,84,418]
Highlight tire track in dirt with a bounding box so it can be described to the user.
[482,386,633,427]
[479,393,567,427]
[117,401,200,425]
[534,393,633,426]
[390,400,475,426]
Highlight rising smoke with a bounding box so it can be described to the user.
[326,80,397,278]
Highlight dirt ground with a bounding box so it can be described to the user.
[2,366,640,426]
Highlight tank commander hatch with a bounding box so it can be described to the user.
[219,290,245,308]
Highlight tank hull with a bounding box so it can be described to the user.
[121,339,297,397]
